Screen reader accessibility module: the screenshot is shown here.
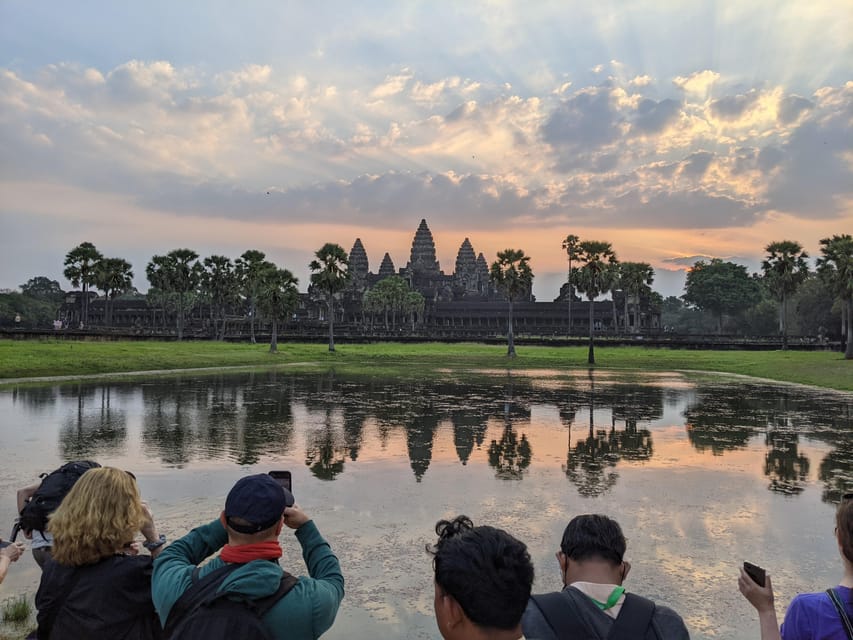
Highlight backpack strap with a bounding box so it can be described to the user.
[530,591,594,637]
[826,589,853,640]
[162,563,296,637]
[608,593,656,640]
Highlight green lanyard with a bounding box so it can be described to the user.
[590,586,625,611]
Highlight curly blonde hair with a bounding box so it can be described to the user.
[48,467,145,566]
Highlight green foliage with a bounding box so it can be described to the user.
[791,275,839,336]
[256,267,299,353]
[761,240,810,348]
[146,249,202,340]
[683,259,760,333]
[572,240,618,363]
[309,243,350,352]
[817,234,853,358]
[0,292,59,328]
[2,594,32,624]
[235,250,273,343]
[20,277,64,303]
[94,257,134,326]
[489,249,534,357]
[363,276,422,328]
[200,255,239,340]
[63,241,103,323]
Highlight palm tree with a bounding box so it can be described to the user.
[256,267,299,353]
[310,243,350,352]
[63,242,103,328]
[201,255,238,340]
[573,241,619,364]
[235,250,272,344]
[562,234,581,335]
[817,234,853,359]
[489,249,534,357]
[620,262,655,334]
[94,257,134,326]
[146,249,201,340]
[762,241,810,350]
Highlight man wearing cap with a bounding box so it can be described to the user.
[521,514,689,639]
[151,474,344,639]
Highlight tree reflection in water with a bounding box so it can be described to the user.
[59,384,126,459]
[17,370,850,503]
[764,431,810,495]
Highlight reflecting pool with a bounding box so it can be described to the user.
[1,369,851,639]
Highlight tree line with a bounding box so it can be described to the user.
[2,233,851,359]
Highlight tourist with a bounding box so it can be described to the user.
[34,467,166,639]
[151,473,344,639]
[522,514,690,639]
[0,539,25,584]
[738,493,853,639]
[428,515,533,640]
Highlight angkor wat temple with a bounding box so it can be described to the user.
[323,219,659,337]
[57,219,660,337]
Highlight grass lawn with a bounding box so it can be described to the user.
[0,339,850,391]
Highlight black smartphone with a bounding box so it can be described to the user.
[269,470,292,493]
[0,540,11,549]
[743,561,766,587]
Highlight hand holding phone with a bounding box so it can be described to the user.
[743,561,766,588]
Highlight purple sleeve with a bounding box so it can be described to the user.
[780,594,812,640]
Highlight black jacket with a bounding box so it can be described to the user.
[36,554,162,640]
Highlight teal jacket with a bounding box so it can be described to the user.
[152,519,344,639]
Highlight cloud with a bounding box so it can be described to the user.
[631,98,682,135]
[710,89,762,121]
[777,94,813,124]
[370,70,413,99]
[673,70,720,95]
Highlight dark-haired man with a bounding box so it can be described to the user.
[522,514,689,639]
[429,515,534,640]
[152,474,344,639]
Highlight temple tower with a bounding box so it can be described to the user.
[378,253,396,279]
[476,253,491,296]
[454,238,480,296]
[407,219,440,275]
[349,239,369,279]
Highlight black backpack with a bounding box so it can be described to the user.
[163,563,298,640]
[530,590,658,640]
[18,461,101,535]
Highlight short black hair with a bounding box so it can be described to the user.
[429,515,534,631]
[560,514,626,565]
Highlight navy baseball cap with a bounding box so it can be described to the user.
[224,474,295,534]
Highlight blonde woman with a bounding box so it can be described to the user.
[34,467,167,640]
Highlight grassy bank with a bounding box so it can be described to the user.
[0,339,849,391]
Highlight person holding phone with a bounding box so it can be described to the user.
[739,493,853,639]
[152,473,344,640]
[0,539,26,584]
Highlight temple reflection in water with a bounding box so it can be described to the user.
[6,370,851,504]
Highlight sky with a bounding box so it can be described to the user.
[1,0,851,300]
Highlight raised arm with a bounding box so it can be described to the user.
[738,568,781,640]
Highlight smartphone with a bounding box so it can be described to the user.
[269,470,292,493]
[743,561,766,587]
[0,541,11,549]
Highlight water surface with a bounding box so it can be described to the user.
[1,369,851,639]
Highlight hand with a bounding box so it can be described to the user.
[1,542,26,563]
[739,567,775,613]
[140,501,159,542]
[283,504,310,530]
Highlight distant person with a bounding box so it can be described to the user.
[428,515,533,640]
[152,473,344,639]
[739,493,853,640]
[0,539,26,584]
[35,467,166,639]
[522,514,690,639]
